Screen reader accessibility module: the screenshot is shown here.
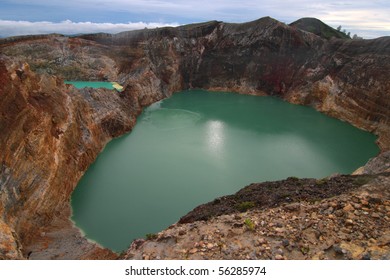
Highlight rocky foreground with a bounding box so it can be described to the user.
[124,157,390,260]
[0,17,389,259]
[125,177,390,260]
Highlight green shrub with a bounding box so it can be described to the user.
[145,233,158,240]
[316,179,327,185]
[236,201,255,212]
[354,176,371,186]
[288,176,299,181]
[244,218,255,231]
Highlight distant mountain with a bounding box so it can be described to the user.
[290,17,350,39]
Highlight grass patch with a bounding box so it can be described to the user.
[235,201,255,212]
[244,218,256,231]
[354,176,371,186]
[145,233,158,240]
[288,176,300,181]
[316,178,328,185]
[300,246,310,255]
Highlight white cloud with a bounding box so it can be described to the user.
[0,20,179,37]
[0,1,389,38]
[314,8,390,38]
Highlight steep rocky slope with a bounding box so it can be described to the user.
[0,17,389,259]
[0,57,131,259]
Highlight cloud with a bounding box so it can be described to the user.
[0,19,179,37]
[314,8,390,38]
[1,1,389,38]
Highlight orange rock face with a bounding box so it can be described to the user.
[0,57,135,259]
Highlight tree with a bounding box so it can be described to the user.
[337,25,342,31]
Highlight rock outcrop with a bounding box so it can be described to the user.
[0,17,389,259]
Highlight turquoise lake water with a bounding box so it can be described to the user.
[71,90,379,252]
[65,81,115,89]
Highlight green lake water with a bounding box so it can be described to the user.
[71,89,379,252]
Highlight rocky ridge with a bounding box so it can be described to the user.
[0,17,389,259]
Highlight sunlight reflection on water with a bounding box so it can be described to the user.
[206,120,224,152]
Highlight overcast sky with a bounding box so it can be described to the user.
[0,0,389,38]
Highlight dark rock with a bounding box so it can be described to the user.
[361,252,371,260]
[282,239,290,247]
[333,245,344,255]
[284,203,301,212]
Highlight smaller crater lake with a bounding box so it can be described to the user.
[64,81,123,91]
[71,90,379,252]
[65,81,115,89]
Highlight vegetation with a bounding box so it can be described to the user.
[244,218,256,231]
[352,34,363,40]
[236,201,255,212]
[316,178,328,185]
[354,176,371,186]
[300,246,310,255]
[338,25,363,40]
[288,176,300,181]
[145,233,158,240]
